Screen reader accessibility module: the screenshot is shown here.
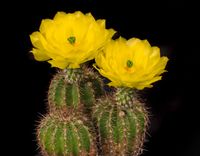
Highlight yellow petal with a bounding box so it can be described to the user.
[39,19,54,35]
[48,59,69,69]
[31,48,50,61]
[30,32,47,49]
[53,12,67,21]
[97,19,105,28]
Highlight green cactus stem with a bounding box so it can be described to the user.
[92,87,149,156]
[48,67,104,114]
[37,113,97,156]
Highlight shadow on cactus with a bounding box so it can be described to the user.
[30,11,168,156]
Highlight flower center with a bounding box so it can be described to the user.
[126,60,133,68]
[67,36,76,44]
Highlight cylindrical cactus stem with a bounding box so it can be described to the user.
[48,66,104,114]
[37,112,97,156]
[92,87,149,156]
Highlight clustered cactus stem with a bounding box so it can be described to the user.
[37,66,105,156]
[37,67,150,156]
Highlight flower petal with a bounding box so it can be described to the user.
[31,48,50,61]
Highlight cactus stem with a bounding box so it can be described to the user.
[80,81,95,114]
[121,118,127,155]
[108,106,114,153]
[63,123,68,156]
[97,109,105,154]
[72,123,82,154]
[52,124,58,155]
[44,122,55,154]
[93,89,149,155]
[37,117,50,155]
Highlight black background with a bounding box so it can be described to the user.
[2,0,200,156]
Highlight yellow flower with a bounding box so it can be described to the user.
[30,11,115,69]
[94,37,169,90]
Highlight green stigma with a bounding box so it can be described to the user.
[127,60,133,68]
[67,36,76,44]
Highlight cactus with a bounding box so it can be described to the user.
[36,67,105,156]
[31,11,169,156]
[92,87,149,156]
[48,66,104,114]
[37,112,97,156]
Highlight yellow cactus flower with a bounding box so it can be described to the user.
[30,11,115,69]
[94,37,169,90]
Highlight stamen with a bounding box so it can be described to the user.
[67,36,76,44]
[126,60,133,68]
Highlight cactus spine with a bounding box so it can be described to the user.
[37,66,104,156]
[92,87,149,156]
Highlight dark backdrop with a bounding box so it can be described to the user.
[3,0,200,156]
